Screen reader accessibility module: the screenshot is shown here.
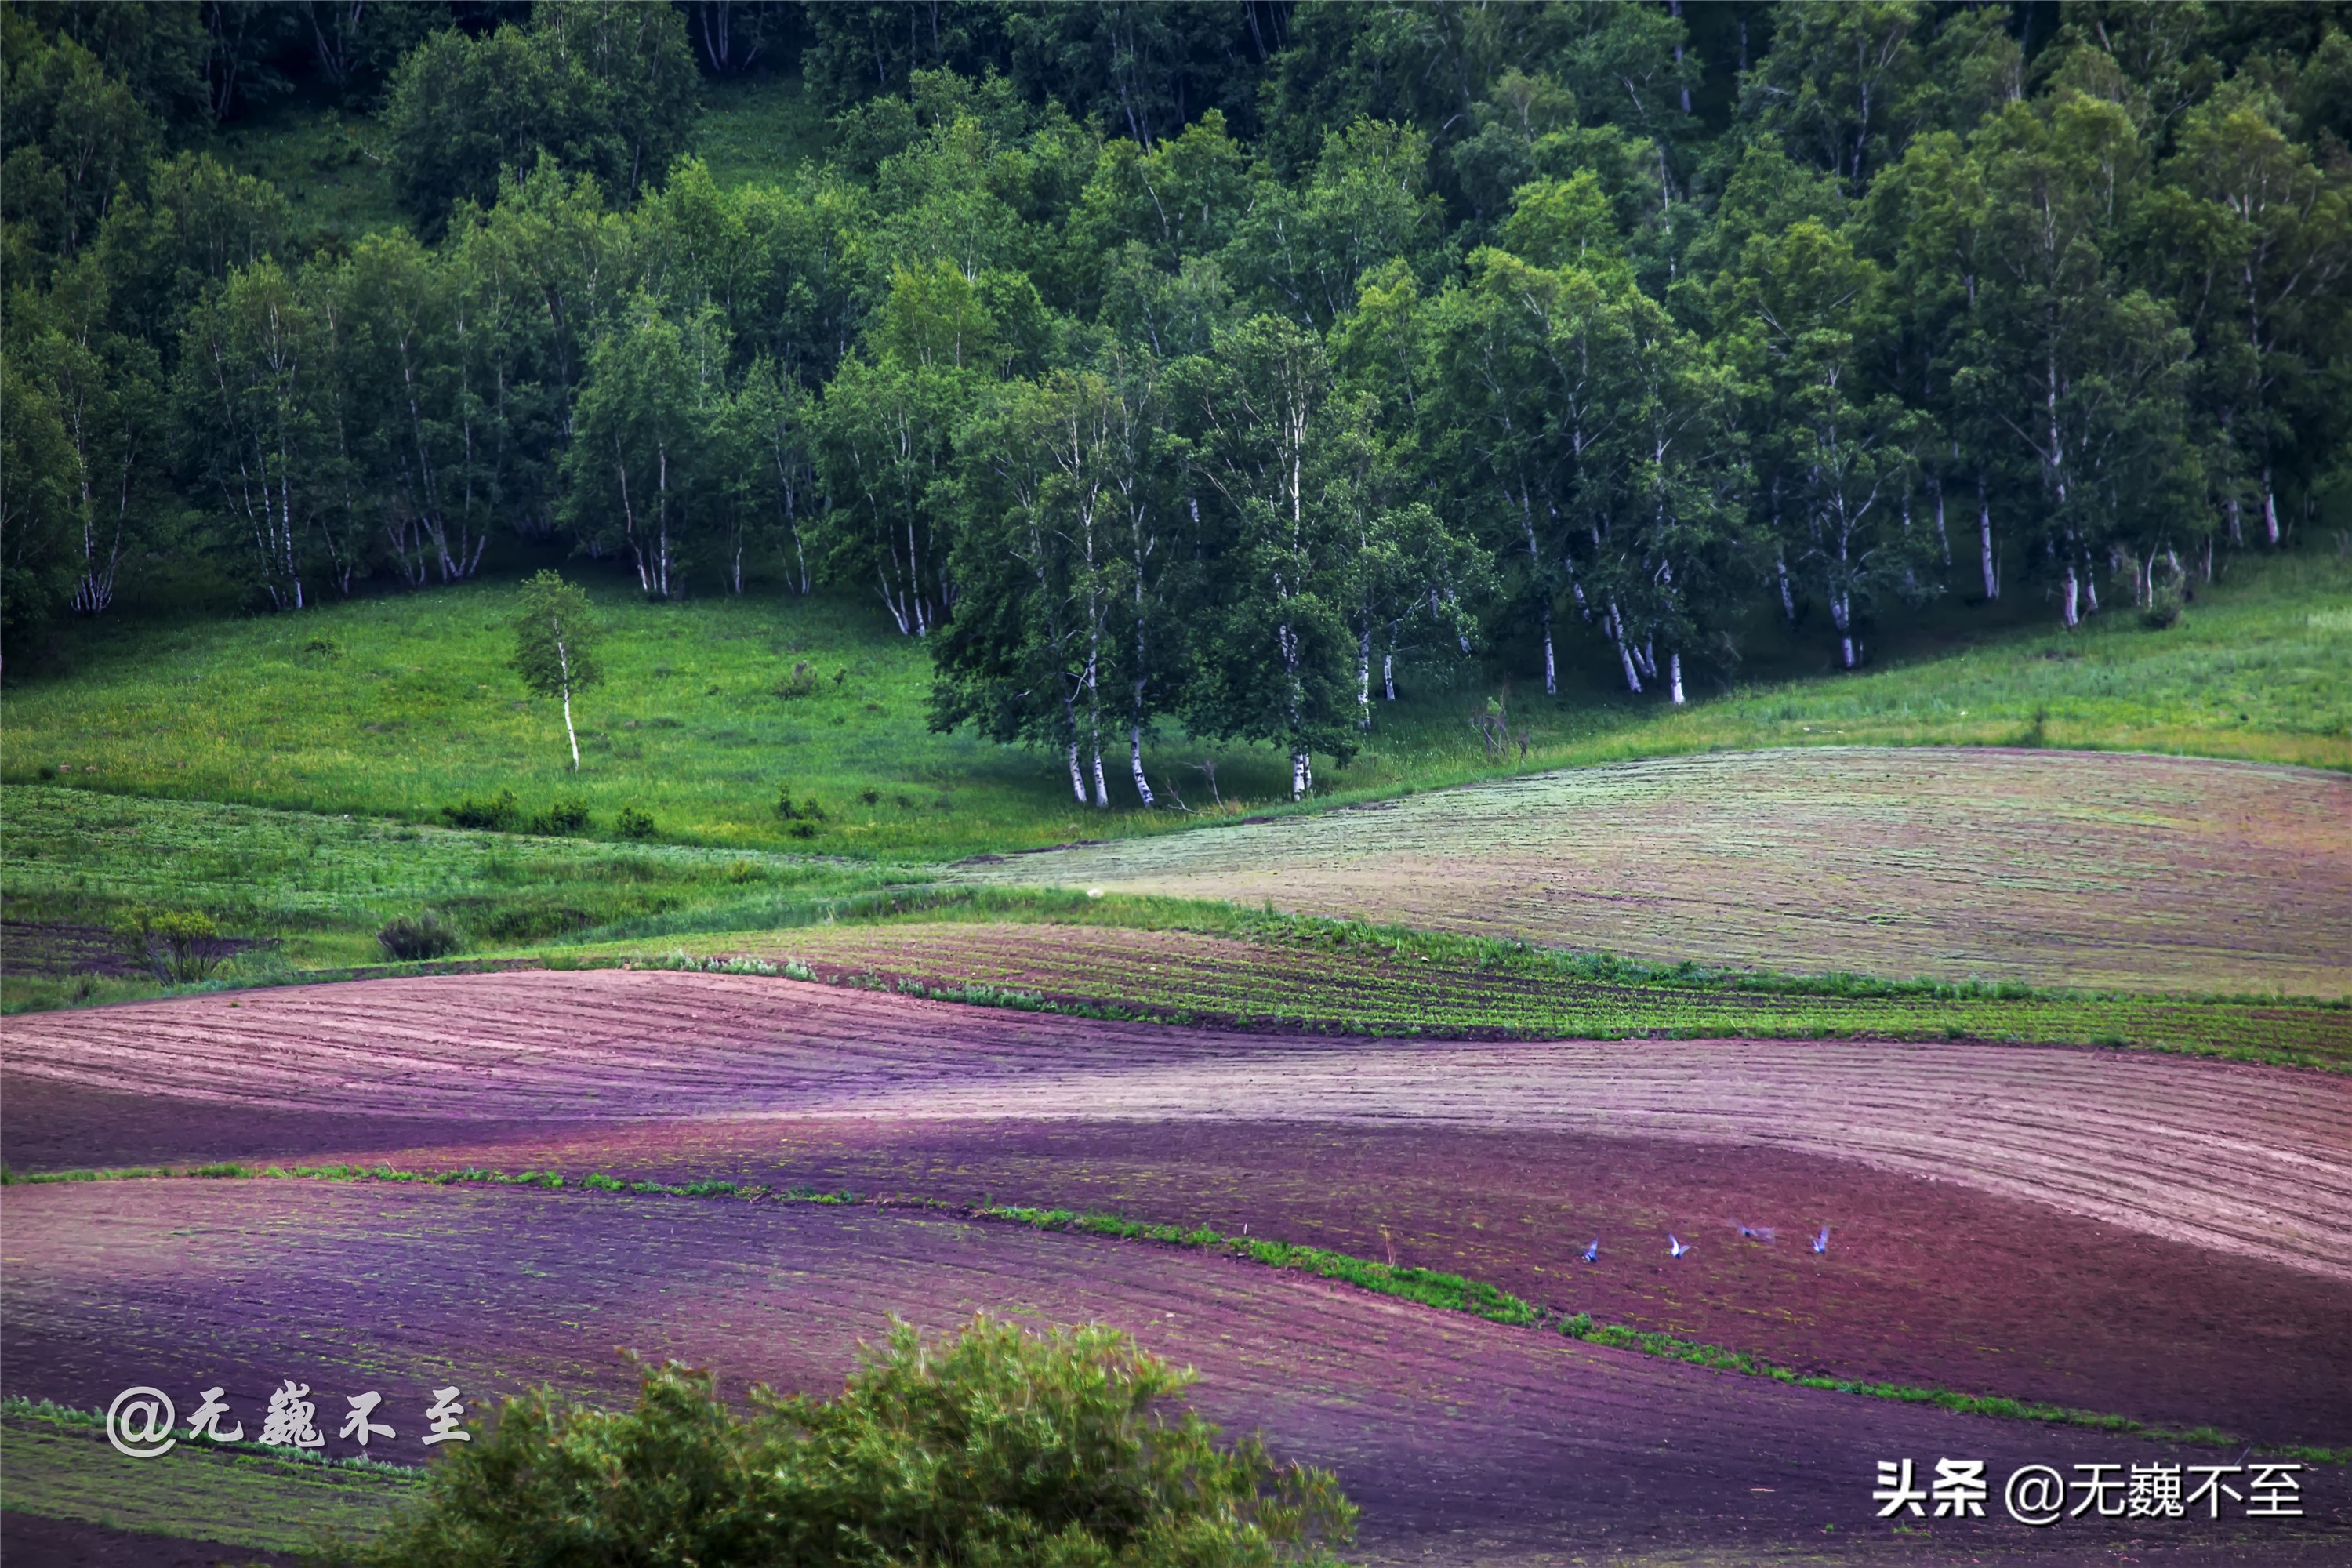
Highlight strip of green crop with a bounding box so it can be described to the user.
[971,1205,2339,1459]
[13,1160,2343,1464]
[0,1395,426,1478]
[622,942,2350,1073]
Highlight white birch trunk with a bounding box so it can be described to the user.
[1977,475,1998,601]
[1669,651,1685,706]
[557,637,580,770]
[1130,725,1153,807]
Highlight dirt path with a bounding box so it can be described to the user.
[955,750,2352,995]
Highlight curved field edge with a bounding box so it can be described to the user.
[14,743,2350,1008]
[602,916,2352,1071]
[10,880,2346,1063]
[7,1160,2343,1468]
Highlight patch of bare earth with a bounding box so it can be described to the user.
[955,750,2352,995]
[6,972,2343,1278]
[5,973,2348,1448]
[4,1181,2345,1563]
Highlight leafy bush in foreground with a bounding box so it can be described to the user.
[615,805,659,840]
[317,1315,1355,1568]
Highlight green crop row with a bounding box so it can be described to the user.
[0,1396,426,1479]
[646,911,2352,1069]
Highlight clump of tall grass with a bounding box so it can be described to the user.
[377,911,462,961]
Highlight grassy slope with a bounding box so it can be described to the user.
[207,67,827,248]
[0,785,916,1010]
[695,71,833,190]
[5,554,2347,866]
[212,100,404,245]
[0,1410,417,1550]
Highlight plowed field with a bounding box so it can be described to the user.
[5,1179,2345,1563]
[954,749,2352,995]
[652,920,2352,1064]
[9,972,2346,1277]
[8,969,2348,1559]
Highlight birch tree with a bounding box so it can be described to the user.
[174,257,321,610]
[932,375,1105,804]
[1730,218,1926,667]
[2146,82,2352,548]
[510,570,604,771]
[1955,91,2198,622]
[1174,315,1356,800]
[563,298,728,599]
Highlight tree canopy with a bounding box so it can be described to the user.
[318,1314,1356,1568]
[5,0,2349,796]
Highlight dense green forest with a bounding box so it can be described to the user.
[5,1,2347,802]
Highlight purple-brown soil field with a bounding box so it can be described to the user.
[4,1180,2346,1564]
[5,970,2347,1562]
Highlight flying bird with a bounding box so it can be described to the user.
[1813,1226,1831,1254]
[1737,1225,1776,1243]
[1581,1239,1599,1263]
[1668,1235,1691,1258]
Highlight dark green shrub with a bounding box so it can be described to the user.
[441,789,520,831]
[776,659,820,699]
[858,788,880,806]
[377,911,462,961]
[2143,579,2185,630]
[614,806,657,840]
[527,796,591,836]
[313,1316,1355,1568]
[775,785,826,822]
[788,820,819,839]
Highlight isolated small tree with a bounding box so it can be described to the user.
[510,570,604,770]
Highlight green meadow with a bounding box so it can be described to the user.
[6,552,2347,866]
[5,547,2346,1013]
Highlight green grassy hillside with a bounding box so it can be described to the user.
[5,553,2346,867]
